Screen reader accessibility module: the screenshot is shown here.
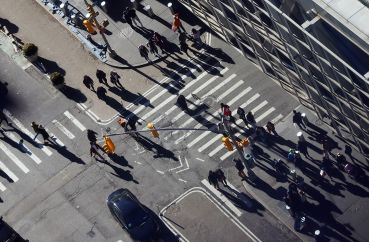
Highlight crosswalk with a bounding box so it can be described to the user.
[0,108,88,192]
[124,62,285,162]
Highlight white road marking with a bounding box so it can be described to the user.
[0,142,30,173]
[196,157,204,162]
[187,92,259,148]
[175,157,189,173]
[168,155,183,172]
[156,170,164,174]
[3,109,52,156]
[52,120,75,139]
[0,182,6,192]
[133,161,142,165]
[64,111,86,131]
[142,68,229,122]
[178,178,187,183]
[46,130,65,147]
[201,179,242,217]
[5,132,42,164]
[255,107,275,123]
[271,114,284,124]
[0,160,19,182]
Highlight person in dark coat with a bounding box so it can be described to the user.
[96,86,107,99]
[180,41,189,55]
[110,71,123,89]
[127,7,142,27]
[37,125,52,144]
[147,38,159,57]
[123,8,133,28]
[139,45,150,62]
[234,159,246,179]
[83,75,95,92]
[292,110,305,129]
[96,69,108,85]
[215,169,227,186]
[208,170,220,189]
[237,107,248,126]
[152,32,165,53]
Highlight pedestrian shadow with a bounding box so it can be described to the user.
[107,85,153,107]
[0,169,14,183]
[47,143,85,164]
[245,176,285,200]
[0,17,19,33]
[102,160,139,184]
[132,134,178,161]
[221,186,265,216]
[2,126,40,149]
[36,57,66,76]
[108,153,133,169]
[101,1,131,22]
[61,85,87,103]
[204,46,235,64]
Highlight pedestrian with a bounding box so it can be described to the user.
[0,111,11,127]
[110,71,123,89]
[123,8,133,28]
[322,137,331,157]
[220,103,232,120]
[82,75,95,92]
[31,121,41,139]
[320,156,333,181]
[127,7,143,27]
[178,32,187,44]
[237,107,248,126]
[127,117,138,132]
[96,86,107,99]
[172,13,186,33]
[147,38,159,57]
[234,158,246,179]
[344,144,352,158]
[38,125,52,144]
[117,116,127,129]
[297,140,310,158]
[90,144,99,158]
[179,40,189,55]
[292,110,305,129]
[191,28,203,47]
[266,121,277,135]
[215,169,227,186]
[208,170,219,189]
[246,111,256,128]
[152,32,165,53]
[87,129,98,143]
[138,44,150,62]
[96,69,108,85]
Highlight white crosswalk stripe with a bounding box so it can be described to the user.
[0,160,19,182]
[0,142,30,173]
[64,111,86,131]
[46,130,65,147]
[0,181,6,192]
[52,120,75,139]
[4,131,42,164]
[3,109,53,156]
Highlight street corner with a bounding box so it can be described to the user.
[159,187,259,242]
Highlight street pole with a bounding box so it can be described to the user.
[223,118,255,180]
[83,0,117,58]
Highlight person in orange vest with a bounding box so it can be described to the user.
[172,13,186,33]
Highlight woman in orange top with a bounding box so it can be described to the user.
[172,13,186,33]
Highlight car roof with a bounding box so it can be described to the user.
[107,188,133,203]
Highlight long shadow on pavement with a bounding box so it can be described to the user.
[102,160,139,183]
[47,142,85,164]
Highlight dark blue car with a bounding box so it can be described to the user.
[107,188,159,242]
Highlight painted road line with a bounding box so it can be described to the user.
[140,71,210,121]
[185,93,260,147]
[271,114,284,124]
[198,88,252,153]
[251,100,268,114]
[168,155,183,172]
[170,75,240,135]
[63,111,86,131]
[175,157,189,173]
[201,179,242,217]
[52,120,75,139]
[255,107,275,123]
[46,130,65,147]
[0,142,30,173]
[196,157,204,162]
[5,132,42,164]
[0,160,19,182]
[135,66,212,117]
[220,108,276,161]
[3,109,52,156]
[0,182,6,192]
[217,80,244,101]
[150,68,229,125]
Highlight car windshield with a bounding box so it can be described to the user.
[124,206,150,229]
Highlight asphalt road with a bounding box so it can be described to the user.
[0,28,304,242]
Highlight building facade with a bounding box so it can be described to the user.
[178,0,369,155]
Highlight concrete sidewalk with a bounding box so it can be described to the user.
[241,107,369,242]
[37,0,197,68]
